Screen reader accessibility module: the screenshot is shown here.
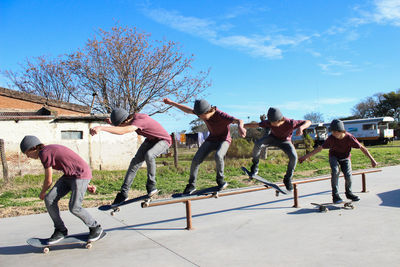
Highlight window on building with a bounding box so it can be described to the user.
[61,131,83,140]
[362,124,376,130]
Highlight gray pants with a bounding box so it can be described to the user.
[188,140,230,186]
[252,134,298,181]
[121,139,169,194]
[329,155,353,196]
[45,176,98,231]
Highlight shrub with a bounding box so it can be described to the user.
[227,138,253,158]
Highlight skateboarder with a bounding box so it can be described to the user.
[244,107,311,191]
[299,119,378,203]
[19,136,103,244]
[163,98,246,195]
[90,108,172,205]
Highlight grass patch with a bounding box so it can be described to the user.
[1,145,399,217]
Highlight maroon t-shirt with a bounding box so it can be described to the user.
[131,113,172,147]
[39,144,92,179]
[259,117,306,141]
[203,108,237,143]
[322,132,362,159]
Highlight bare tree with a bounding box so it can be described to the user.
[2,25,211,114]
[67,25,210,113]
[2,56,77,103]
[304,112,324,123]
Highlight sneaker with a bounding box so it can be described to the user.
[283,178,293,191]
[250,163,259,177]
[112,192,128,206]
[346,193,360,201]
[47,229,68,244]
[147,188,159,197]
[88,225,103,242]
[217,181,228,191]
[333,194,343,204]
[183,184,196,195]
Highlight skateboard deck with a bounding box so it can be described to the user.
[241,167,287,195]
[98,195,152,215]
[27,231,106,254]
[172,185,223,199]
[311,201,354,212]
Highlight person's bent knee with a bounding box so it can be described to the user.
[44,194,55,206]
[215,152,225,162]
[69,205,82,215]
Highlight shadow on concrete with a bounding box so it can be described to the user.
[377,189,400,208]
[0,244,34,255]
[287,205,341,215]
[0,240,103,255]
[105,190,331,232]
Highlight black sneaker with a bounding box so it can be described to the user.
[147,188,159,197]
[217,181,228,191]
[346,193,360,201]
[183,184,196,195]
[250,164,259,177]
[283,178,293,191]
[88,225,103,242]
[112,192,128,206]
[333,194,343,204]
[47,229,68,244]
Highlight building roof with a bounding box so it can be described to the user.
[0,86,90,114]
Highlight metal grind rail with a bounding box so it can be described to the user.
[141,169,382,230]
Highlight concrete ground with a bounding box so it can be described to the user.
[0,165,399,267]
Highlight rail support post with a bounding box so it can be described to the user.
[185,200,193,230]
[293,184,299,208]
[361,173,368,193]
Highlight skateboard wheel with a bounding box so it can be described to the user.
[86,243,93,249]
[43,247,50,254]
[275,190,279,197]
[110,211,115,216]
[142,201,149,208]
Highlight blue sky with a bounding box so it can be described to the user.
[1,0,400,133]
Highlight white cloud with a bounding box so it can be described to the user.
[348,0,400,27]
[318,59,361,76]
[143,8,315,59]
[214,35,282,58]
[373,0,400,26]
[145,8,218,39]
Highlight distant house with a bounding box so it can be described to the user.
[0,87,140,177]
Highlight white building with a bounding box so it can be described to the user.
[0,87,141,177]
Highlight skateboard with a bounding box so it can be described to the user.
[27,231,106,254]
[311,201,355,212]
[98,195,153,215]
[241,167,287,196]
[172,185,223,199]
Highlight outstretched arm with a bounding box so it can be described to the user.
[163,98,195,114]
[296,120,312,136]
[233,119,247,138]
[90,125,138,136]
[360,145,378,167]
[298,146,323,163]
[244,122,260,128]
